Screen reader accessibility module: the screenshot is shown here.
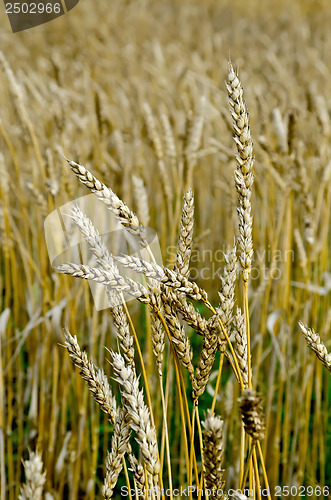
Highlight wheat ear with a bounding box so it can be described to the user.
[227,64,254,282]
[132,175,150,227]
[115,254,208,301]
[63,328,117,423]
[111,352,160,478]
[128,454,146,494]
[216,246,238,329]
[102,408,131,499]
[207,245,238,335]
[19,451,46,500]
[107,291,136,374]
[193,330,219,401]
[233,307,249,388]
[69,207,138,372]
[57,263,150,303]
[169,292,208,336]
[143,102,173,209]
[150,312,165,374]
[298,322,331,372]
[66,159,148,245]
[70,205,117,274]
[202,410,225,495]
[174,188,194,277]
[239,389,265,441]
[162,293,195,384]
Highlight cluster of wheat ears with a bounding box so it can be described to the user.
[17,63,331,500]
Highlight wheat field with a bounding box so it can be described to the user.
[1,0,331,499]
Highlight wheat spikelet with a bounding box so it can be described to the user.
[63,328,117,423]
[202,410,225,496]
[111,352,160,477]
[0,154,14,255]
[298,322,331,371]
[227,64,254,282]
[19,451,46,500]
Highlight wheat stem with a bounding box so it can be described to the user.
[159,375,173,500]
[257,441,272,500]
[211,353,224,413]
